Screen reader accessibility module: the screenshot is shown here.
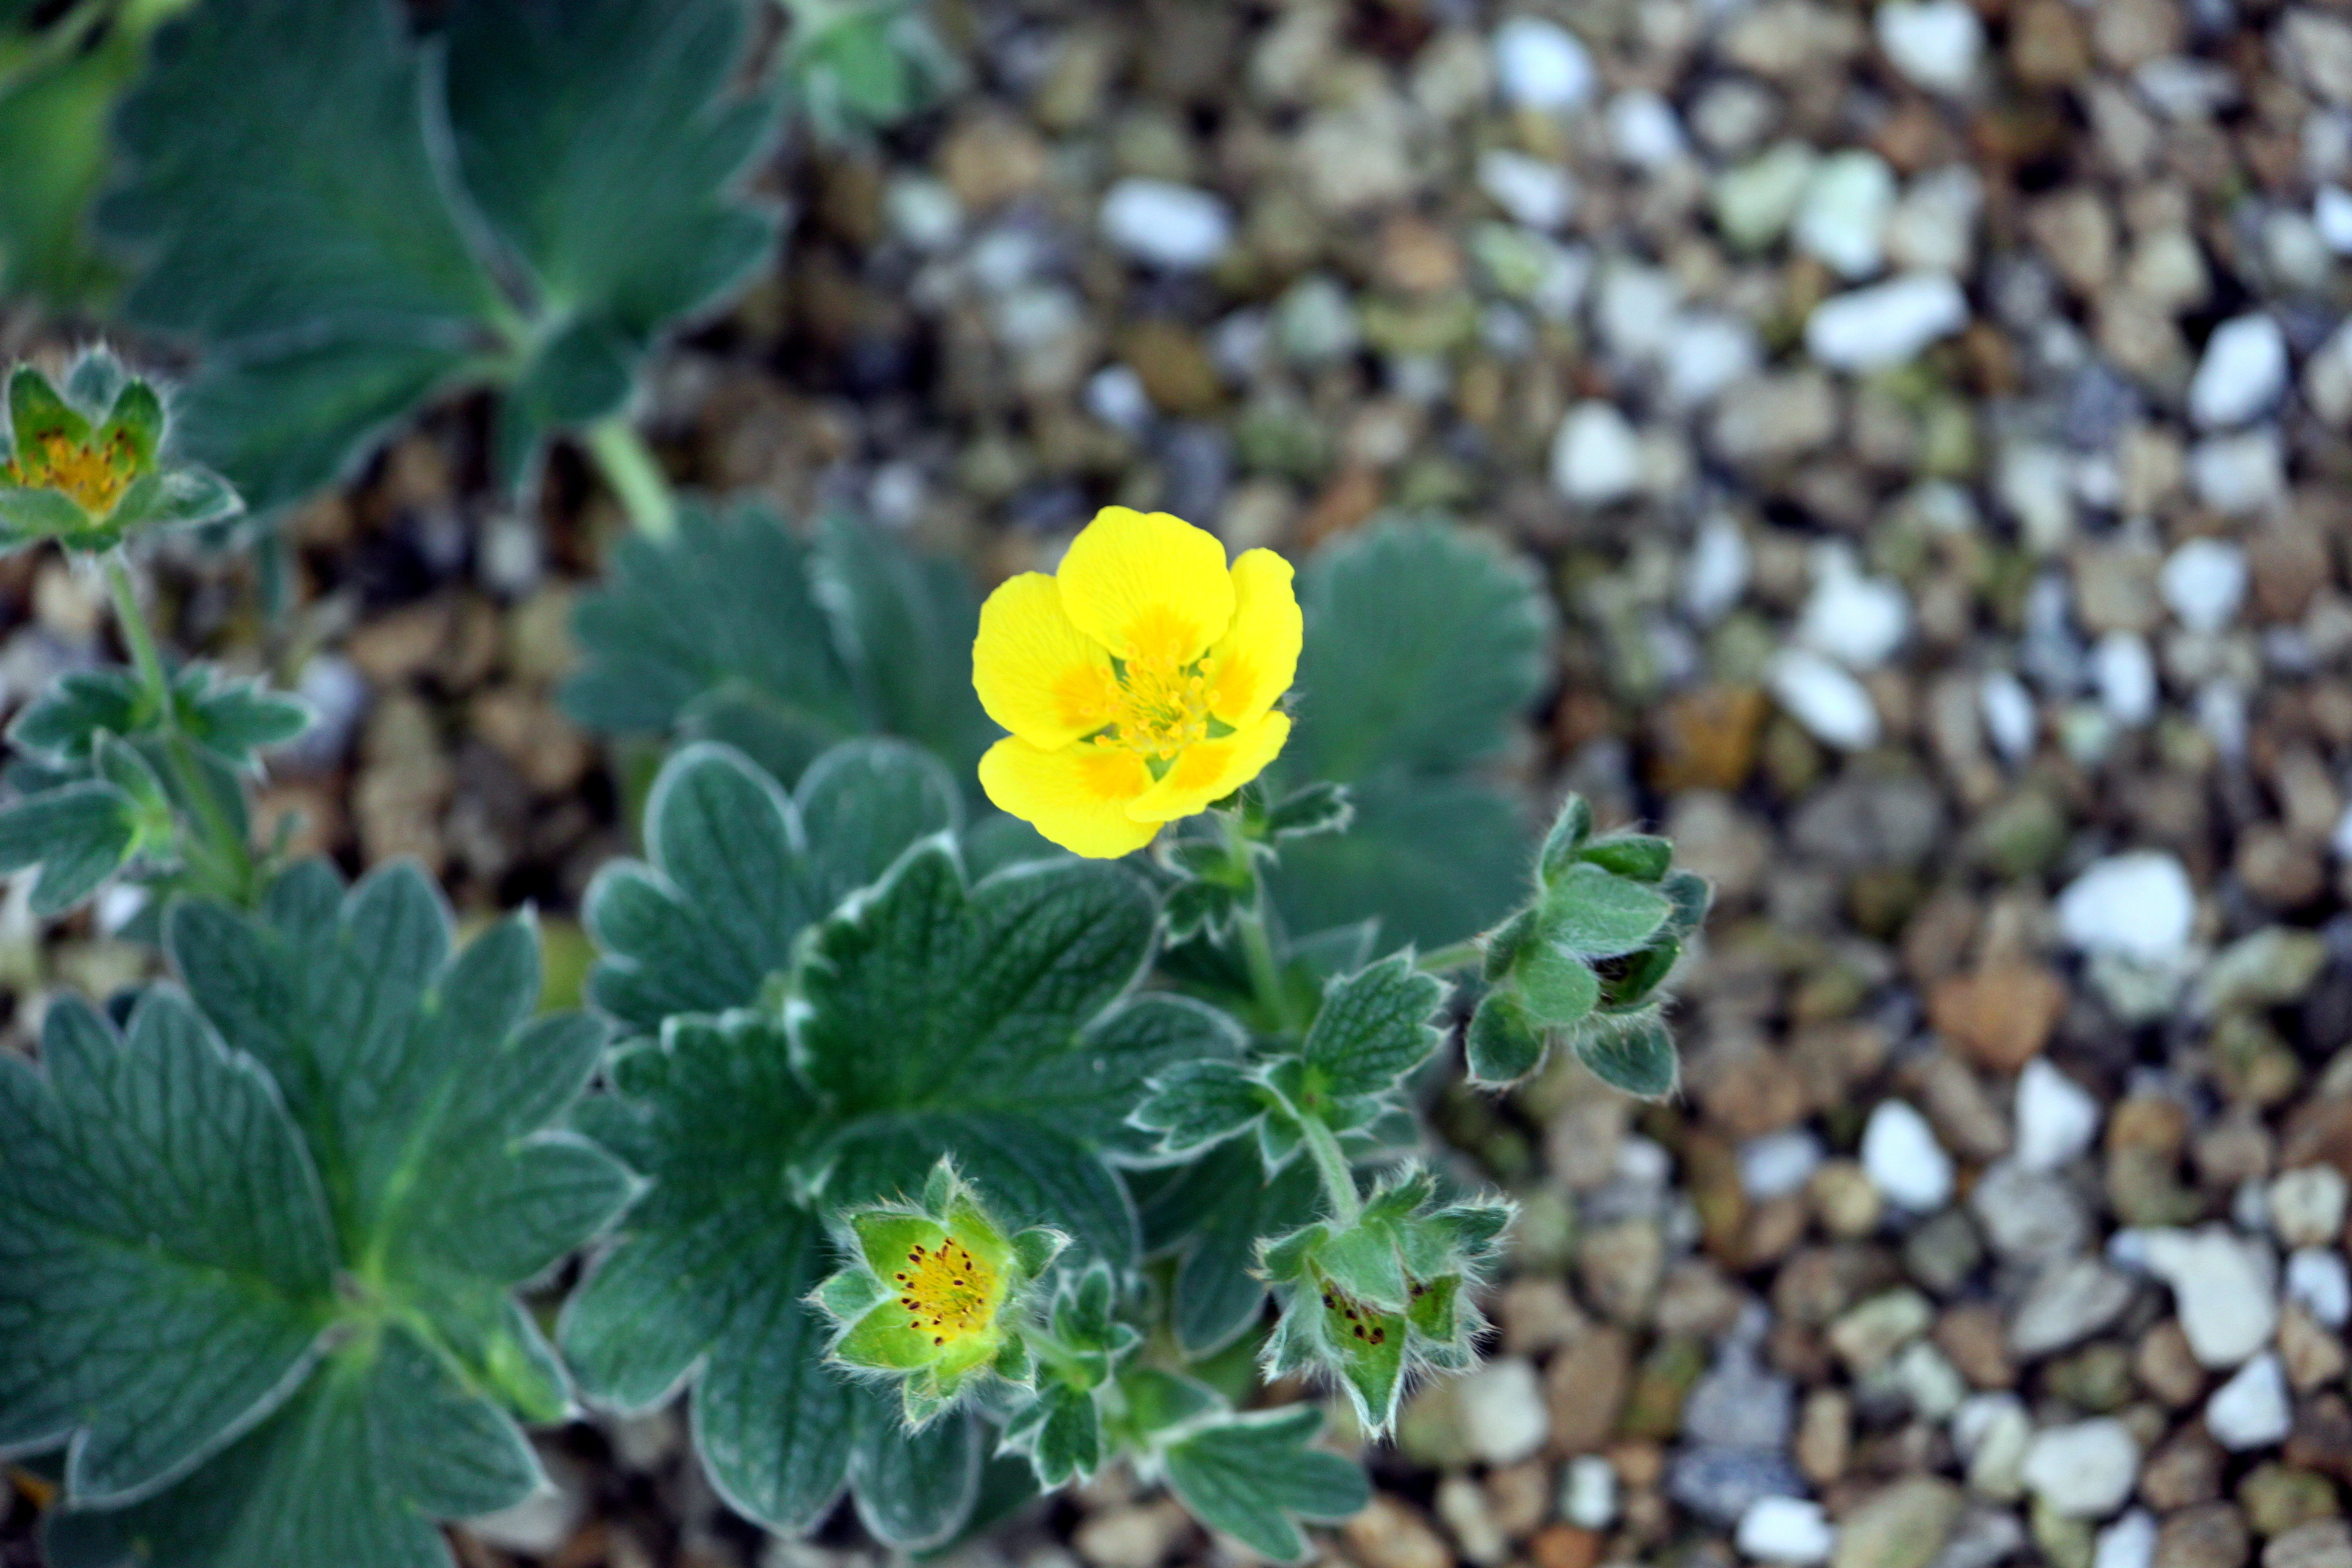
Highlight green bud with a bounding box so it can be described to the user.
[811,1157,1064,1428]
[0,350,239,552]
[1540,862,1673,958]
[1571,1010,1680,1101]
[1518,939,1601,1027]
[1576,833,1673,882]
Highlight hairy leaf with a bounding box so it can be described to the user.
[1299,954,1444,1105]
[11,664,310,773]
[0,781,139,914]
[1161,1406,1368,1563]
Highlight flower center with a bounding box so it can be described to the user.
[1102,655,1213,766]
[5,431,135,516]
[892,1236,1000,1347]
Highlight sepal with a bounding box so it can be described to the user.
[0,351,241,551]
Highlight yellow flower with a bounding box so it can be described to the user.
[973,507,1301,858]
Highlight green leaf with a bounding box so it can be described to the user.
[443,0,777,348]
[1004,1382,1101,1488]
[849,1399,982,1549]
[811,511,997,775]
[0,993,336,1505]
[1287,519,1552,781]
[1299,954,1445,1104]
[1600,938,1680,1009]
[1264,781,1355,841]
[1536,794,1593,885]
[1135,1141,1321,1356]
[585,738,957,1033]
[558,1015,861,1533]
[0,31,140,304]
[1274,773,1531,951]
[794,845,1157,1139]
[12,664,311,773]
[1131,1059,1266,1157]
[1573,1011,1680,1101]
[1540,863,1672,959]
[9,362,88,448]
[44,1325,540,1568]
[96,0,498,511]
[1465,989,1546,1086]
[1161,1406,1369,1563]
[1518,941,1601,1027]
[1662,869,1714,935]
[564,502,859,779]
[0,781,138,913]
[1578,833,1673,882]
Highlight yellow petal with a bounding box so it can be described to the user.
[1055,507,1235,667]
[1203,548,1302,729]
[979,737,1160,859]
[1126,712,1292,824]
[972,572,1117,749]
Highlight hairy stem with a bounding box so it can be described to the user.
[1221,812,1299,1035]
[104,556,170,710]
[1297,1114,1362,1225]
[586,417,678,540]
[1415,939,1482,975]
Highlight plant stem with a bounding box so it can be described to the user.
[1297,1115,1362,1225]
[104,556,169,711]
[1221,812,1299,1035]
[1416,940,1482,974]
[105,555,255,903]
[585,416,678,540]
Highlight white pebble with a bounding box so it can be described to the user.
[1980,670,2038,765]
[2015,1059,2102,1173]
[1663,312,1760,409]
[885,176,963,251]
[1563,1455,1618,1528]
[2318,185,2352,253]
[1477,148,1577,231]
[2142,1226,2280,1368]
[1804,271,1969,370]
[1875,0,1985,94]
[1683,512,1752,623]
[2158,538,2247,634]
[2190,429,2286,514]
[2056,852,2195,966]
[1861,1099,1955,1212]
[1455,1357,1549,1464]
[2205,1352,2292,1450]
[1099,179,1233,271]
[2189,313,2289,429]
[1767,647,1883,750]
[2288,1248,2352,1328]
[1714,142,1819,251]
[1084,365,1153,434]
[2092,631,2158,727]
[1551,401,1644,506]
[2094,1511,2158,1568]
[1737,1497,1836,1565]
[1740,1129,1826,1200]
[2270,1166,2351,1248]
[1607,90,1687,166]
[1494,16,1595,111]
[2021,1419,2140,1519]
[1797,543,1910,670]
[1795,151,1896,280]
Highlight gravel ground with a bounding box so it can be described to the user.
[15,0,2352,1566]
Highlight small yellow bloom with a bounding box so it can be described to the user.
[973,507,1301,858]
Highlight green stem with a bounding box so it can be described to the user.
[1416,940,1482,975]
[1018,1320,1092,1386]
[1221,812,1298,1034]
[1297,1115,1361,1225]
[585,417,677,540]
[105,555,256,903]
[104,556,169,711]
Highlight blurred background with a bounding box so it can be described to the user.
[8,0,2352,1566]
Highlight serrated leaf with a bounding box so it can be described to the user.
[1135,1141,1321,1357]
[1273,772,1531,951]
[1540,863,1672,959]
[849,1398,982,1549]
[1005,1383,1100,1488]
[0,994,336,1506]
[0,781,138,914]
[1536,794,1593,884]
[585,738,957,1033]
[444,0,776,351]
[811,511,996,775]
[1161,1406,1368,1564]
[1573,1012,1680,1101]
[1287,520,1552,780]
[1263,782,1353,841]
[1464,989,1546,1086]
[1300,954,1445,1104]
[43,1326,541,1568]
[1131,1059,1266,1158]
[11,664,310,773]
[96,0,497,511]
